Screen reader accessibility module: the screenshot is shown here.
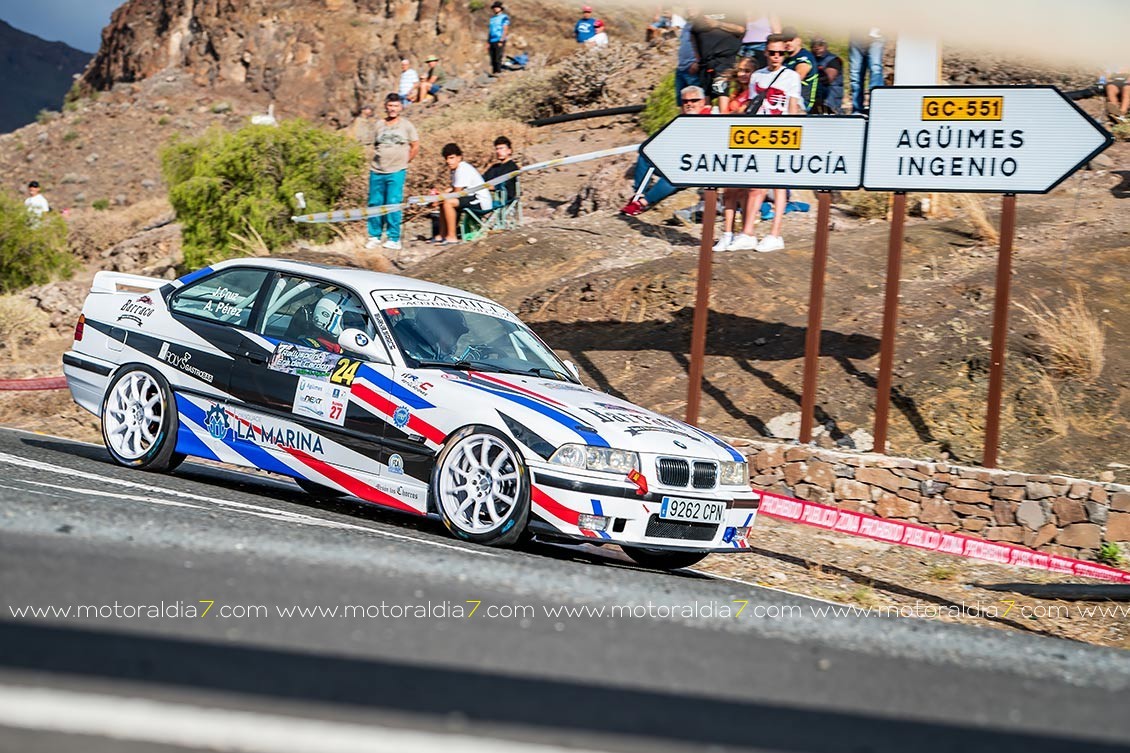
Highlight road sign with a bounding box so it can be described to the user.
[863,86,1113,193]
[640,115,866,190]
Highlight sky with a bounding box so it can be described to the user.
[0,0,122,53]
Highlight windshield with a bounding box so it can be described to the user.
[374,295,573,380]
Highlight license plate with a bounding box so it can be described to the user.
[660,497,725,524]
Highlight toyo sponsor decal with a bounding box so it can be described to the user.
[117,296,156,326]
[758,491,1130,584]
[158,342,215,384]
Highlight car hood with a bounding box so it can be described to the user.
[452,371,742,462]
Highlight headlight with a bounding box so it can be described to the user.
[719,460,749,486]
[549,444,640,474]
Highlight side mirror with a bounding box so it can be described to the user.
[339,328,391,365]
[563,359,581,382]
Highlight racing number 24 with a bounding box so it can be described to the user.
[330,358,361,386]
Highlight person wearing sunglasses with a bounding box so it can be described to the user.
[726,34,800,253]
[620,87,714,216]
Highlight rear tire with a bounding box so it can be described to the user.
[432,425,530,546]
[101,364,184,472]
[621,546,709,571]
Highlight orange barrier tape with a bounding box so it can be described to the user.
[0,376,68,391]
[758,490,1130,584]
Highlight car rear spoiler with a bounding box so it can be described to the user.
[91,271,167,294]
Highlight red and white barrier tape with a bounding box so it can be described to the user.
[757,491,1130,584]
[0,376,68,391]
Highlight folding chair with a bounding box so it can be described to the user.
[458,183,522,241]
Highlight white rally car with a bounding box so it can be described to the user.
[63,259,759,569]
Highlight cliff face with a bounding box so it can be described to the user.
[81,0,490,125]
[0,21,91,133]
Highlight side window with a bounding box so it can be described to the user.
[168,268,268,328]
[258,274,375,350]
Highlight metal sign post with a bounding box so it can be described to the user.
[798,191,833,444]
[872,192,908,454]
[685,189,717,426]
[982,193,1017,468]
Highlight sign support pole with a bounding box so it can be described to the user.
[685,188,717,427]
[982,193,1017,468]
[799,190,833,444]
[872,191,907,454]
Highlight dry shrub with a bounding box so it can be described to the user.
[1017,289,1106,382]
[68,198,173,261]
[487,70,563,123]
[0,295,48,359]
[1113,122,1130,142]
[843,191,889,219]
[952,194,999,244]
[556,42,642,107]
[407,119,534,201]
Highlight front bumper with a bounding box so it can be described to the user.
[528,465,759,551]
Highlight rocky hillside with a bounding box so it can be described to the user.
[0,20,91,133]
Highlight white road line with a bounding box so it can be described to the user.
[22,481,201,509]
[0,684,608,753]
[0,482,67,499]
[0,451,494,557]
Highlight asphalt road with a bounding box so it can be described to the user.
[1,426,1128,753]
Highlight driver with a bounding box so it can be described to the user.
[303,291,365,353]
[408,307,470,361]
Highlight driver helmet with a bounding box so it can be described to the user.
[313,291,362,337]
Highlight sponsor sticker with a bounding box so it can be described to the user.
[205,404,230,439]
[393,406,411,428]
[228,407,325,454]
[268,343,340,378]
[373,291,520,322]
[117,296,156,326]
[291,375,348,426]
[158,342,215,384]
[388,453,404,474]
[398,372,434,395]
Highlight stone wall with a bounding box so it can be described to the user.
[732,439,1130,559]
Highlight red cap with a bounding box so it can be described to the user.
[581,5,592,11]
[594,18,604,27]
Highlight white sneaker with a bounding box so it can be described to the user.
[728,233,759,251]
[712,233,732,252]
[382,240,402,251]
[755,234,784,252]
[364,237,381,249]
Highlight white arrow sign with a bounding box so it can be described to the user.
[640,115,867,190]
[863,86,1113,194]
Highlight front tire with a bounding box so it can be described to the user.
[621,546,709,571]
[101,364,185,472]
[432,425,530,546]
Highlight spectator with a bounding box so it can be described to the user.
[811,37,843,114]
[367,93,420,251]
[727,34,800,253]
[575,6,597,44]
[647,9,683,43]
[1103,67,1129,123]
[488,2,510,75]
[24,180,49,218]
[620,86,713,216]
[482,135,520,205]
[688,10,743,108]
[725,56,755,112]
[416,55,447,104]
[849,28,884,114]
[781,26,817,112]
[739,11,779,68]
[674,11,699,106]
[709,58,756,251]
[347,104,377,144]
[397,60,419,105]
[432,143,492,244]
[587,19,609,47]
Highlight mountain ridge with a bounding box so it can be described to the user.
[0,20,91,133]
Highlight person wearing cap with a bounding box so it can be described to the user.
[574,6,596,44]
[24,181,49,219]
[415,55,447,104]
[366,92,419,251]
[586,19,609,47]
[397,59,420,104]
[811,37,843,114]
[781,26,817,112]
[487,2,510,75]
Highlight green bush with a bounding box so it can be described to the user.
[640,71,677,135]
[92,199,110,211]
[160,120,364,268]
[0,193,73,293]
